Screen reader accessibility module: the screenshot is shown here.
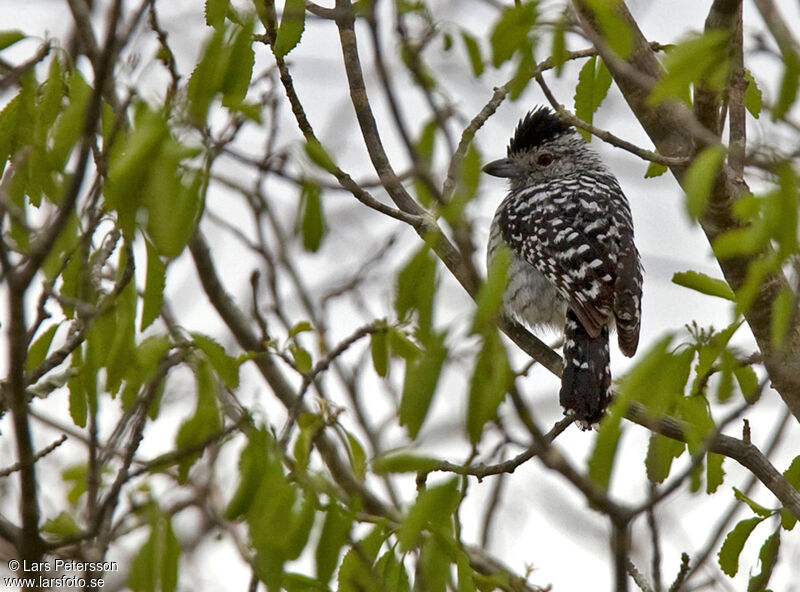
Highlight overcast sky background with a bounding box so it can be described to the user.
[1,0,799,590]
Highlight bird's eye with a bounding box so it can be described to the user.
[537,153,554,166]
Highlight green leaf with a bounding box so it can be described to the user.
[274,0,306,58]
[375,550,411,592]
[305,138,338,174]
[780,507,796,531]
[345,430,367,481]
[744,69,762,119]
[49,68,91,171]
[489,2,537,68]
[128,508,181,592]
[143,140,203,258]
[645,161,668,178]
[121,335,172,414]
[417,534,450,592]
[671,270,734,300]
[42,213,80,281]
[550,15,568,76]
[733,364,759,403]
[683,145,727,220]
[192,333,240,389]
[473,246,510,332]
[42,511,83,539]
[399,333,447,439]
[224,428,269,520]
[285,492,317,560]
[370,329,389,377]
[466,331,512,443]
[707,452,725,494]
[645,432,684,483]
[373,452,441,474]
[582,0,633,58]
[733,487,774,518]
[289,342,313,374]
[508,46,535,101]
[289,321,313,337]
[0,30,25,51]
[398,478,459,551]
[316,504,353,585]
[62,464,89,506]
[221,19,255,107]
[187,25,226,122]
[770,284,795,348]
[773,51,799,121]
[337,525,387,592]
[104,279,138,395]
[205,0,229,28]
[456,550,477,592]
[748,531,780,592]
[649,30,730,106]
[299,181,326,252]
[395,245,437,338]
[618,335,693,415]
[444,143,482,222]
[106,105,170,219]
[461,31,483,78]
[141,240,166,331]
[388,328,421,360]
[574,56,613,141]
[588,410,622,491]
[718,516,764,577]
[784,455,800,489]
[293,413,322,473]
[68,347,88,427]
[678,395,715,455]
[175,358,221,481]
[25,324,59,373]
[693,320,741,383]
[282,573,329,592]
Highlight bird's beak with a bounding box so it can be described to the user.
[482,158,520,178]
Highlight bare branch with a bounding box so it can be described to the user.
[0,435,67,478]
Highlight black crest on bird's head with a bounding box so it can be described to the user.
[507,106,572,156]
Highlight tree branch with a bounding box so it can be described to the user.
[571,0,800,423]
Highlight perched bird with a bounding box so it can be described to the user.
[484,106,642,428]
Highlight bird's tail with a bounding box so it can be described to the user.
[560,309,611,429]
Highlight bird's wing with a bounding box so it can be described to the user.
[613,231,642,357]
[498,178,622,338]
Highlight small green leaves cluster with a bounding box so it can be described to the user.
[224,428,323,591]
[649,30,731,106]
[0,59,89,218]
[128,503,180,592]
[589,321,759,494]
[222,422,506,592]
[582,0,633,58]
[454,2,539,99]
[389,239,514,445]
[717,457,799,590]
[710,166,798,338]
[105,103,203,257]
[190,1,258,123]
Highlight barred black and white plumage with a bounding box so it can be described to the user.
[484,107,642,428]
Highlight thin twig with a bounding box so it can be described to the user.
[0,435,68,478]
[535,74,688,167]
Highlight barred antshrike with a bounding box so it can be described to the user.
[484,106,642,428]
